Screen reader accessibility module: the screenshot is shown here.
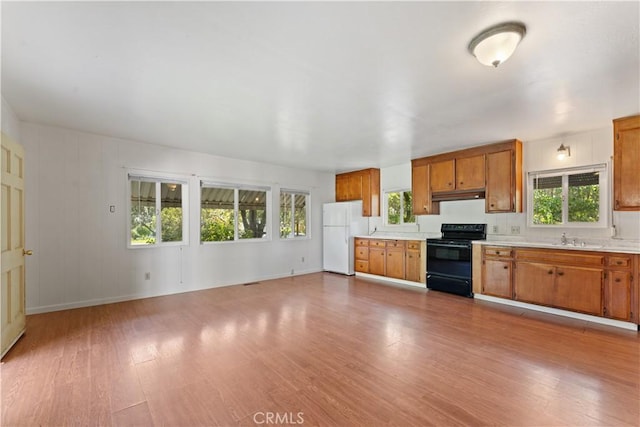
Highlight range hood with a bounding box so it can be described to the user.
[431,190,486,202]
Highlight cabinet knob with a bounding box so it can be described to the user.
[615,278,621,283]
[503,266,508,270]
[460,181,464,185]
[496,251,500,255]
[548,270,553,275]
[557,271,564,276]
[616,261,623,265]
[448,182,452,187]
[490,204,495,207]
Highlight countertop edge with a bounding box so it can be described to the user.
[472,240,640,254]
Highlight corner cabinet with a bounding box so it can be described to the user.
[613,115,640,211]
[335,168,380,216]
[411,139,522,214]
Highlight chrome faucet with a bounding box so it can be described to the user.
[560,232,567,245]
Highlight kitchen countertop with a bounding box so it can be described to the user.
[473,239,640,254]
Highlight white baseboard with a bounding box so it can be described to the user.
[26,268,323,315]
[355,272,427,289]
[474,294,639,331]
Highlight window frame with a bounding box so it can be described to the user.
[279,189,310,240]
[127,172,190,249]
[384,189,415,226]
[527,163,609,229]
[200,181,271,244]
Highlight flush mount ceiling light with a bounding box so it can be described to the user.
[468,22,526,68]
[557,143,571,160]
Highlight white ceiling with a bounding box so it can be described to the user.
[2,2,639,173]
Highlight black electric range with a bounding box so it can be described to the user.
[426,224,486,297]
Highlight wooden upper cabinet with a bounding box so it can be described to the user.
[613,115,640,211]
[456,155,485,190]
[411,161,440,215]
[335,174,349,202]
[430,160,455,192]
[335,168,380,216]
[412,139,522,214]
[486,142,522,213]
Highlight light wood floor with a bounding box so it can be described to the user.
[2,272,639,426]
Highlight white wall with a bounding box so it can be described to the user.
[1,96,21,142]
[375,127,640,243]
[21,122,334,314]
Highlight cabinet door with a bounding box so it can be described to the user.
[411,163,439,215]
[355,246,369,261]
[554,266,603,316]
[386,248,405,279]
[514,262,555,306]
[355,260,369,273]
[369,247,386,276]
[405,250,421,283]
[430,160,455,192]
[335,174,349,201]
[604,270,631,321]
[613,116,640,210]
[361,172,372,216]
[348,173,363,201]
[486,150,513,212]
[457,155,485,190]
[482,259,512,298]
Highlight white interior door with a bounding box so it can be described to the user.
[1,133,28,358]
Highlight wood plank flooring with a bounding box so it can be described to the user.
[2,272,639,426]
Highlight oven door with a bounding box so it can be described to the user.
[427,273,472,297]
[426,241,471,278]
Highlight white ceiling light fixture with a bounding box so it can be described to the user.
[468,22,526,68]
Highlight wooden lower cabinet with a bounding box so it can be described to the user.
[603,254,636,321]
[513,261,556,307]
[369,247,386,276]
[354,238,424,283]
[405,248,421,283]
[386,247,405,279]
[479,246,639,324]
[355,238,370,273]
[604,270,631,320]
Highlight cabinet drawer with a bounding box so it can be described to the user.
[607,255,632,268]
[386,240,405,249]
[355,260,369,273]
[370,239,386,248]
[355,247,369,260]
[483,246,512,258]
[355,238,370,247]
[406,241,421,250]
[516,249,604,267]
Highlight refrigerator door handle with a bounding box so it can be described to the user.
[344,212,348,243]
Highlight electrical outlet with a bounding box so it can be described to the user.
[492,225,499,233]
[301,256,305,263]
[144,272,151,280]
[511,225,520,235]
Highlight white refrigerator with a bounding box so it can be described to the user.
[323,201,368,275]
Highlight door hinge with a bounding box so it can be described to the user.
[604,272,607,279]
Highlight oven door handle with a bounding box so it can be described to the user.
[427,242,470,249]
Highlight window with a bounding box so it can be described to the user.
[200,183,270,242]
[129,175,188,247]
[528,164,608,227]
[280,190,309,238]
[385,190,414,225]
